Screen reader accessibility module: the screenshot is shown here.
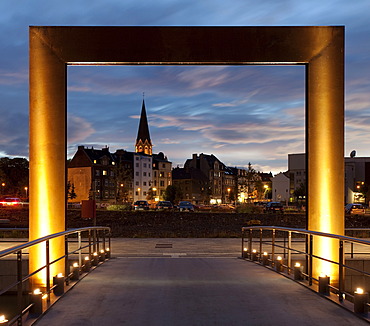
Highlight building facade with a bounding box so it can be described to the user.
[67,99,171,205]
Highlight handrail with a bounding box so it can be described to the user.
[241,226,370,319]
[242,226,370,246]
[0,226,110,258]
[0,226,111,326]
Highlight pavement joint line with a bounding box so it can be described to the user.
[162,253,187,258]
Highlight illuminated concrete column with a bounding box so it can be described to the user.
[29,28,66,286]
[306,28,344,284]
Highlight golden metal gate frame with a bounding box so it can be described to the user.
[29,26,344,285]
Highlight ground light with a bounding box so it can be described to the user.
[354,288,369,315]
[318,274,330,295]
[0,315,8,324]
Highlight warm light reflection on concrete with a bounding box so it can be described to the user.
[29,26,344,285]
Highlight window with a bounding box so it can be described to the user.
[136,172,139,176]
[160,181,164,187]
[93,160,97,164]
[143,191,147,196]
[136,181,139,186]
[95,170,100,176]
[148,172,150,177]
[136,163,139,167]
[143,172,146,176]
[103,170,107,176]
[143,181,147,186]
[143,163,147,168]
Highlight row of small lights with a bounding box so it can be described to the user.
[244,247,369,315]
[0,248,110,324]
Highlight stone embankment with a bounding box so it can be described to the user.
[0,208,367,238]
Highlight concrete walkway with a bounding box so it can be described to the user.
[33,239,368,326]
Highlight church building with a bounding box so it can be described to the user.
[67,98,172,205]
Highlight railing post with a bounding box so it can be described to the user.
[65,236,69,286]
[339,240,344,302]
[272,229,275,264]
[351,242,354,259]
[88,229,92,258]
[288,231,292,274]
[93,228,97,254]
[78,231,82,268]
[309,235,313,286]
[259,228,263,261]
[241,228,245,257]
[283,233,287,259]
[17,250,22,326]
[108,232,111,257]
[46,240,50,303]
[248,229,252,255]
[96,229,100,255]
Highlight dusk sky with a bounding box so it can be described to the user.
[1,1,370,174]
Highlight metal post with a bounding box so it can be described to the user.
[96,230,100,254]
[17,250,22,326]
[339,240,344,302]
[309,235,313,286]
[288,231,292,274]
[283,233,287,258]
[248,229,252,255]
[46,240,50,303]
[241,228,245,257]
[65,236,69,286]
[259,228,263,261]
[88,229,92,258]
[78,231,82,268]
[272,229,275,264]
[351,242,354,259]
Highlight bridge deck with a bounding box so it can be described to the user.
[35,239,368,326]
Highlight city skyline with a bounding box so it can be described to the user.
[0,1,370,174]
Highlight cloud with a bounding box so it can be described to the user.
[67,115,96,143]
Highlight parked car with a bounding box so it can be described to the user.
[345,203,365,215]
[178,201,194,212]
[156,201,174,210]
[264,202,284,213]
[133,200,149,211]
[0,197,21,207]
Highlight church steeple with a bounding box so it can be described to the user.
[135,98,152,155]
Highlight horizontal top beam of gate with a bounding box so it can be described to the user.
[30,26,343,65]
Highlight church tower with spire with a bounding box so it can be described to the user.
[135,98,153,155]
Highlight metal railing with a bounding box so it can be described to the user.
[0,226,111,326]
[241,226,370,318]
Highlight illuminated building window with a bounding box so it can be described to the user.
[103,170,107,176]
[93,160,97,164]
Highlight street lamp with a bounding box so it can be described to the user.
[227,188,231,203]
[1,183,4,195]
[25,187,28,198]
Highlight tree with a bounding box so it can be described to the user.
[163,185,183,203]
[0,157,29,197]
[294,183,306,202]
[67,181,77,200]
[114,164,133,203]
